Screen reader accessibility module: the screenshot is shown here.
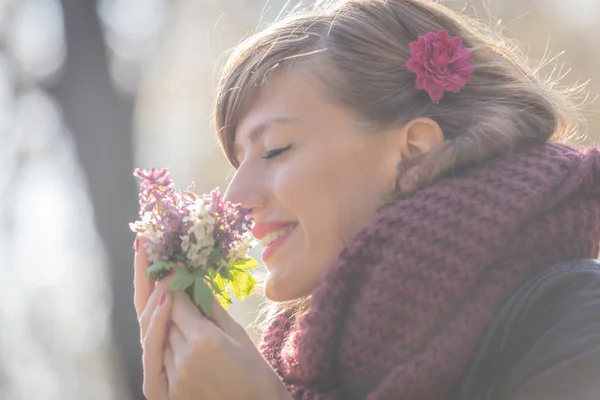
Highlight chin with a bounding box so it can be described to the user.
[263,270,308,302]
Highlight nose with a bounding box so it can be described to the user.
[223,162,267,211]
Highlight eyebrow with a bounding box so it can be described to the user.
[246,117,301,144]
[233,117,301,157]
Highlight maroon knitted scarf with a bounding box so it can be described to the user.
[259,143,600,400]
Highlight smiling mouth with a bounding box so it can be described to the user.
[261,224,296,261]
[260,224,296,247]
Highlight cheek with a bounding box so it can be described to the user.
[273,151,348,229]
[265,154,349,297]
[273,145,388,238]
[275,150,378,265]
[264,143,393,301]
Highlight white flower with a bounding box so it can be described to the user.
[145,231,167,263]
[181,199,215,269]
[129,211,156,234]
[129,212,167,263]
[225,232,257,266]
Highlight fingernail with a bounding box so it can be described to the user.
[159,291,166,306]
[134,238,140,253]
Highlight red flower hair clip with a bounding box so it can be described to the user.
[406,30,474,102]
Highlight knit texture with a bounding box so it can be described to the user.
[259,143,600,400]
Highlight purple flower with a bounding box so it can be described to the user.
[132,169,253,265]
[406,30,474,102]
[204,188,253,259]
[133,168,192,256]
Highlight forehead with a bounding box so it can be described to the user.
[234,71,326,144]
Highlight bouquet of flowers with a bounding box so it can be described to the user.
[129,168,259,316]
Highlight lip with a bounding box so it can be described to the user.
[251,221,296,240]
[261,225,296,261]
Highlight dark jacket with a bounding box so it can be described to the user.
[455,259,600,400]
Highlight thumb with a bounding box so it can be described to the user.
[142,289,172,400]
[134,236,154,317]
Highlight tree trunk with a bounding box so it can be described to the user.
[48,0,142,398]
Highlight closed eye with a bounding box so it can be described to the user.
[262,144,292,160]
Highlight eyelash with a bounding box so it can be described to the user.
[262,144,292,160]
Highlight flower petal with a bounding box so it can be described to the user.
[406,30,473,102]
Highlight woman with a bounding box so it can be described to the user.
[134,0,600,399]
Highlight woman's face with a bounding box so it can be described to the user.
[225,72,437,301]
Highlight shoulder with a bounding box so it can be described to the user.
[455,259,600,400]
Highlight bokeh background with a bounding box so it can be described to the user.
[0,0,598,399]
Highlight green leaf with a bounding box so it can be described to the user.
[215,289,232,310]
[173,252,186,262]
[228,268,257,301]
[211,269,228,292]
[192,269,207,280]
[205,274,222,293]
[146,261,172,276]
[207,247,223,268]
[184,258,197,270]
[232,257,259,271]
[219,267,232,280]
[170,268,194,292]
[193,278,214,317]
[204,274,231,309]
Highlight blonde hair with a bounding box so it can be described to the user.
[214,0,584,321]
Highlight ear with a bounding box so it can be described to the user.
[398,118,444,159]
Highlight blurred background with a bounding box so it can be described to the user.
[0,0,597,399]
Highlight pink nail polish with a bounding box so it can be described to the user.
[159,291,166,306]
[134,238,140,253]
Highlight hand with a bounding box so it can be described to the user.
[133,237,291,400]
[163,291,289,400]
[134,236,173,400]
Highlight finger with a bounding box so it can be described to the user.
[139,276,175,341]
[168,324,187,352]
[164,342,188,400]
[164,343,180,400]
[134,236,154,317]
[142,289,173,380]
[165,326,187,400]
[170,292,216,340]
